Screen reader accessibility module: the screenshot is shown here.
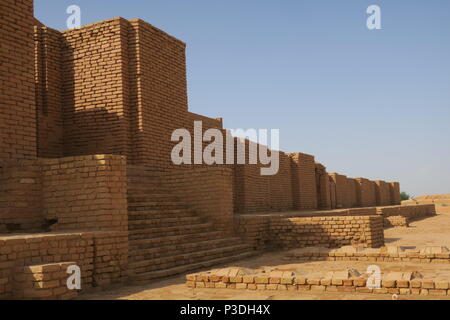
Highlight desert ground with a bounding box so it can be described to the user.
[81,211,450,300]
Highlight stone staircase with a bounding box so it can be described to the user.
[126,166,256,284]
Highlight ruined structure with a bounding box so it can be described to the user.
[0,0,407,299]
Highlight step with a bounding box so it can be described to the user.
[129,242,252,273]
[129,222,213,240]
[129,249,257,284]
[128,238,247,263]
[129,236,243,266]
[129,214,203,227]
[129,231,226,250]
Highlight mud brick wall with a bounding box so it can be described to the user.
[356,178,377,207]
[187,112,223,130]
[269,153,293,210]
[40,155,128,232]
[0,0,37,161]
[329,173,351,209]
[329,177,337,209]
[376,204,436,228]
[13,262,78,300]
[91,231,128,287]
[234,215,272,250]
[232,138,249,213]
[416,198,450,214]
[347,178,359,208]
[32,16,194,166]
[270,216,384,249]
[128,19,188,168]
[162,167,235,233]
[376,206,402,218]
[376,204,436,219]
[182,113,227,168]
[234,151,293,213]
[384,215,409,227]
[404,197,449,214]
[290,153,317,210]
[355,178,362,207]
[375,180,391,206]
[0,231,128,299]
[389,182,401,205]
[0,160,43,233]
[34,26,64,158]
[0,233,93,299]
[33,16,214,167]
[315,163,332,210]
[399,204,436,219]
[344,207,377,216]
[234,139,293,213]
[342,176,355,208]
[234,162,269,213]
[235,214,384,250]
[61,18,132,158]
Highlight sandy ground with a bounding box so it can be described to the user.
[384,212,450,247]
[81,212,450,300]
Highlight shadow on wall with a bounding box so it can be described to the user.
[62,107,126,157]
[0,161,43,233]
[60,35,131,158]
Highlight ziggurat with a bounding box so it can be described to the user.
[0,0,431,299]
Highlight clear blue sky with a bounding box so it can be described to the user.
[35,0,450,197]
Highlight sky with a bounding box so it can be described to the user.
[34,0,450,197]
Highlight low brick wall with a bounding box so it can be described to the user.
[234,215,272,250]
[403,200,450,214]
[13,262,77,300]
[235,211,384,250]
[376,204,436,227]
[384,216,409,227]
[92,232,128,288]
[0,231,128,299]
[186,268,450,296]
[271,216,384,249]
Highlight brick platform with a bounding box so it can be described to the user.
[376,204,436,227]
[0,231,128,299]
